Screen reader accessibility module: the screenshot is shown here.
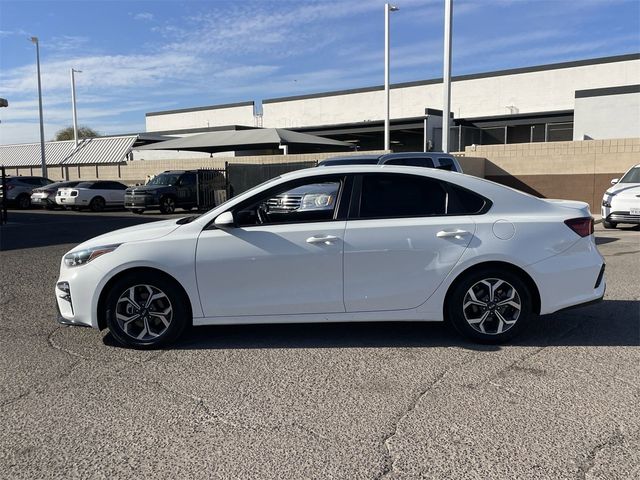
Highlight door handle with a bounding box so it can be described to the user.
[436,229,469,239]
[306,235,339,245]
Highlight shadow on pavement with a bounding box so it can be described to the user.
[102,299,639,351]
[0,210,185,251]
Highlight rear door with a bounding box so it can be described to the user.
[177,172,197,205]
[343,173,476,312]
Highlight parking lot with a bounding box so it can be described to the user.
[0,209,638,479]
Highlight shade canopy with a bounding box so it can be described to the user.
[134,128,353,153]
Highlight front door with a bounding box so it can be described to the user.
[195,175,347,318]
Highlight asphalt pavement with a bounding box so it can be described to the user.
[0,209,638,479]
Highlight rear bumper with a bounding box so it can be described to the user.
[528,236,606,315]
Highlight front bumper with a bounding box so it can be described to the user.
[55,264,103,328]
[31,194,56,206]
[607,211,640,225]
[124,194,159,209]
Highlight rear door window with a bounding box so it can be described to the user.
[357,173,446,218]
[383,157,435,168]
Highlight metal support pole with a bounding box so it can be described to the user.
[458,124,462,152]
[31,37,46,177]
[384,4,398,151]
[423,117,428,152]
[70,68,81,148]
[442,0,453,153]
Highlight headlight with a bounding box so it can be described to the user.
[602,199,611,208]
[64,244,121,267]
[300,193,334,210]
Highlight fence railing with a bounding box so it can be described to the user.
[0,166,7,225]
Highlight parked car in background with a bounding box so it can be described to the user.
[0,176,53,209]
[601,163,640,228]
[56,165,604,349]
[318,152,463,172]
[124,170,198,214]
[56,180,128,212]
[31,181,82,209]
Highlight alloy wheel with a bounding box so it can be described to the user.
[115,284,173,341]
[462,278,522,335]
[162,197,175,214]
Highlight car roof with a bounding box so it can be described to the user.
[321,155,382,163]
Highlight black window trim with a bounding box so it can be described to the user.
[348,172,492,221]
[204,173,352,230]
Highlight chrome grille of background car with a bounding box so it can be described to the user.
[267,195,303,211]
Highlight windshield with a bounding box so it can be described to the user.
[148,173,181,186]
[619,167,640,183]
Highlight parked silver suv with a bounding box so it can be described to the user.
[0,176,53,209]
[318,152,463,172]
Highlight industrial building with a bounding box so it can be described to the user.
[145,53,640,152]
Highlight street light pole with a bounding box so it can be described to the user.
[384,3,399,152]
[30,36,47,177]
[70,68,82,148]
[442,0,453,153]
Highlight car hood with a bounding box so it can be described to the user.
[72,218,182,251]
[604,183,640,198]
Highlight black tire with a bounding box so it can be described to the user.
[89,196,106,212]
[104,272,190,349]
[182,206,193,212]
[602,220,617,229]
[159,196,176,214]
[132,209,145,215]
[447,268,533,344]
[17,194,31,209]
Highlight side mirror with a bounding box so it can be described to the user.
[611,178,619,185]
[214,211,235,228]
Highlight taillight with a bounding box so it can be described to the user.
[43,189,56,194]
[564,217,594,237]
[6,185,14,191]
[70,191,78,197]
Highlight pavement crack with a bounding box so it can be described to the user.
[377,354,475,479]
[47,327,90,360]
[576,428,625,480]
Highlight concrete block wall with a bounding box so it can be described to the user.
[10,150,387,185]
[466,138,640,212]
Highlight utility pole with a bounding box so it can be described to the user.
[30,37,47,177]
[70,68,82,148]
[442,0,453,153]
[384,3,399,151]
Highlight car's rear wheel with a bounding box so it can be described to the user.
[17,194,31,209]
[603,220,617,229]
[89,196,106,212]
[159,196,175,214]
[105,272,189,349]
[447,268,533,344]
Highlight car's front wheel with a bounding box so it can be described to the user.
[602,219,617,229]
[159,196,176,214]
[447,268,533,344]
[104,272,190,348]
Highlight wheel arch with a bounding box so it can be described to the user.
[443,261,541,318]
[96,266,193,330]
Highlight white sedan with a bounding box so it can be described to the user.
[56,180,128,212]
[601,163,640,228]
[55,165,605,348]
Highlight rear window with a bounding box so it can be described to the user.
[320,158,379,166]
[384,157,435,168]
[437,158,455,171]
[446,184,488,214]
[75,182,94,189]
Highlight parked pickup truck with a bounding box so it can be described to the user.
[124,170,198,214]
